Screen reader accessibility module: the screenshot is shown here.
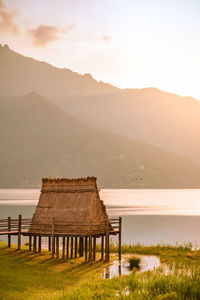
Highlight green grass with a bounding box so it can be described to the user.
[0,241,200,299]
[0,241,107,300]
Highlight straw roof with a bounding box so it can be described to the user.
[28,177,111,236]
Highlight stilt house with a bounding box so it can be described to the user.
[26,177,121,262]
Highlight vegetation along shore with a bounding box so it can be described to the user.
[0,241,200,299]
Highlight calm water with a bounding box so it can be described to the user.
[0,189,200,246]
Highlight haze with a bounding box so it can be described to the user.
[1,0,200,100]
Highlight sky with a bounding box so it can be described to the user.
[0,0,200,100]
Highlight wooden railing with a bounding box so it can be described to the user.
[0,215,32,234]
[0,216,122,261]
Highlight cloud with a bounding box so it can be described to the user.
[28,24,74,47]
[0,0,20,34]
[101,35,112,43]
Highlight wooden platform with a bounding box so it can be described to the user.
[0,215,122,262]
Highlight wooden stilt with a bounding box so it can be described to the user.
[119,217,122,261]
[33,236,37,253]
[17,214,22,250]
[89,221,92,262]
[79,237,81,257]
[66,237,69,259]
[52,236,55,258]
[101,235,104,261]
[8,217,11,248]
[29,236,32,251]
[38,236,41,253]
[48,236,51,252]
[80,237,84,257]
[75,237,78,258]
[51,218,55,258]
[56,236,59,258]
[105,219,110,262]
[70,237,73,258]
[93,236,96,261]
[62,237,65,259]
[85,237,88,262]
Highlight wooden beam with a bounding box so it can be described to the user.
[93,236,96,261]
[51,218,55,258]
[52,236,55,258]
[8,217,11,248]
[70,237,73,258]
[48,236,51,252]
[85,237,88,262]
[66,237,69,259]
[79,237,81,257]
[33,236,37,253]
[105,219,109,262]
[75,237,77,258]
[17,214,22,250]
[38,236,41,253]
[119,217,122,261]
[89,220,92,262]
[101,235,104,261]
[29,236,32,251]
[56,236,59,258]
[62,237,65,259]
[80,237,84,257]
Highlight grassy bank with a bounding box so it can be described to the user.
[0,241,200,299]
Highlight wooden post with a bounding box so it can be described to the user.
[119,217,122,261]
[38,236,41,253]
[17,214,22,250]
[79,237,81,257]
[29,236,32,251]
[70,237,73,258]
[93,236,96,261]
[62,237,65,259]
[52,236,55,258]
[105,219,110,262]
[48,236,51,252]
[89,220,92,263]
[101,235,104,261]
[66,237,69,259]
[85,237,88,262]
[56,236,59,258]
[51,218,55,258]
[80,237,84,257]
[33,236,37,252]
[8,217,11,248]
[75,237,78,258]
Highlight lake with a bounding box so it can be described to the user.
[0,189,200,246]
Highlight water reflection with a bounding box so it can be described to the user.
[103,259,130,279]
[103,255,160,279]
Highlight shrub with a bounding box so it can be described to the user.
[129,256,140,270]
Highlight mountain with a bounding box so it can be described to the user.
[1,91,200,188]
[60,88,200,166]
[0,44,116,99]
[0,44,200,166]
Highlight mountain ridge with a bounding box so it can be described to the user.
[1,45,200,188]
[1,91,200,188]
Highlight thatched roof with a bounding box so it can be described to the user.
[28,177,112,236]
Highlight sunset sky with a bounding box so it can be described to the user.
[1,0,200,100]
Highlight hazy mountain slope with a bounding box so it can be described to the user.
[1,44,200,165]
[0,92,200,188]
[60,89,200,165]
[0,44,117,99]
